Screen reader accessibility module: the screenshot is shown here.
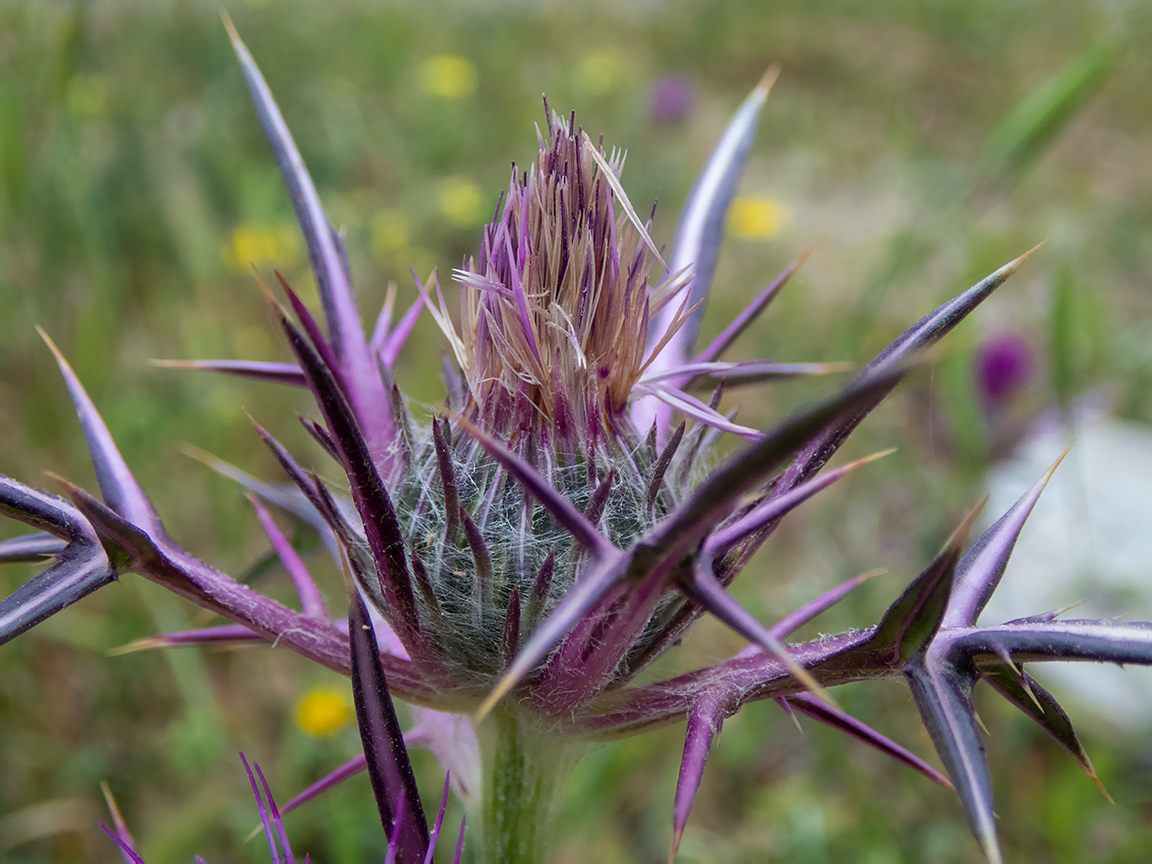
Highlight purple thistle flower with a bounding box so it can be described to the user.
[3,21,1152,864]
[650,75,694,124]
[975,331,1034,405]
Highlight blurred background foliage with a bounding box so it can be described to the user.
[2,1,1151,861]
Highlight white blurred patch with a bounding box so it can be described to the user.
[982,412,1152,733]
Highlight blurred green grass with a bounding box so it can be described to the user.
[2,1,1151,861]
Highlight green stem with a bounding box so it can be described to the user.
[481,708,572,864]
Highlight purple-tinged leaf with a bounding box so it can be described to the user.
[39,330,165,534]
[349,589,430,861]
[647,422,685,513]
[524,550,555,628]
[151,358,307,388]
[655,68,779,364]
[943,448,1069,628]
[247,494,326,618]
[432,417,461,544]
[241,753,282,864]
[100,824,145,864]
[112,624,264,654]
[948,619,1152,666]
[372,281,398,349]
[224,21,358,363]
[245,421,346,540]
[0,478,91,540]
[57,478,443,703]
[705,449,894,557]
[461,506,492,610]
[455,417,616,557]
[181,441,340,559]
[254,760,298,864]
[442,352,466,411]
[646,365,911,569]
[454,817,466,864]
[635,69,777,437]
[474,546,626,721]
[905,659,1000,864]
[767,568,882,640]
[869,501,983,665]
[380,298,425,368]
[531,566,670,715]
[299,416,340,462]
[277,305,426,660]
[670,687,728,863]
[409,550,442,619]
[225,21,395,466]
[778,246,1042,492]
[674,360,852,390]
[692,249,811,365]
[275,272,350,384]
[502,587,521,668]
[384,791,405,864]
[678,561,834,706]
[100,782,140,864]
[570,629,877,739]
[785,693,953,790]
[980,663,1111,800]
[583,469,614,528]
[424,775,451,864]
[0,531,66,562]
[281,755,367,817]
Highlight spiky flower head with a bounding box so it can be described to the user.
[6,24,1152,864]
[442,109,681,450]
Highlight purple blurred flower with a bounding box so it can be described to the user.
[975,332,1033,404]
[649,75,694,123]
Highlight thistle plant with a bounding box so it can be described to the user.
[3,24,1151,864]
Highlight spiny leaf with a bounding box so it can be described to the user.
[350,589,430,861]
[663,67,779,358]
[151,358,307,387]
[39,330,165,534]
[0,510,115,644]
[0,532,65,563]
[870,500,983,665]
[224,16,362,361]
[944,447,1070,628]
[781,246,1042,489]
[276,304,424,658]
[670,689,728,862]
[906,659,1001,864]
[705,449,894,557]
[980,662,1110,801]
[785,693,953,790]
[692,247,812,365]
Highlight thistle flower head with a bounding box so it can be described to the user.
[5,25,1152,864]
[440,109,680,450]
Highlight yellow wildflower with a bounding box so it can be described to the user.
[371,209,412,263]
[438,177,484,228]
[575,51,624,95]
[420,55,478,100]
[727,196,791,240]
[224,223,300,272]
[294,685,352,738]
